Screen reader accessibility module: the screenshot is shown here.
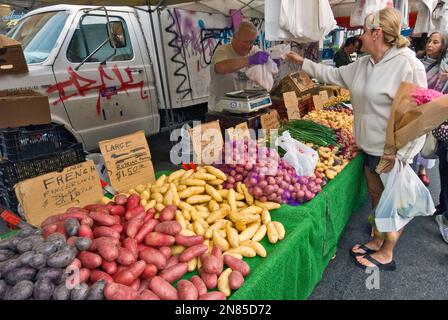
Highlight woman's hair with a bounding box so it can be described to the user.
[427,32,448,64]
[365,7,410,49]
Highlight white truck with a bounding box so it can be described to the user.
[2,4,273,150]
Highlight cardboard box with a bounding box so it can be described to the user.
[14,160,103,226]
[188,120,223,165]
[0,35,28,75]
[0,90,51,129]
[99,131,155,193]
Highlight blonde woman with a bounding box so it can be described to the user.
[286,8,427,271]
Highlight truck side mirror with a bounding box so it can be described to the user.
[108,21,126,49]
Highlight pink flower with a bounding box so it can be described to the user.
[411,87,444,106]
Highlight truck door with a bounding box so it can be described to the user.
[52,8,159,151]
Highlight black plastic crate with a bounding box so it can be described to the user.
[0,123,71,162]
[0,190,19,216]
[0,143,85,189]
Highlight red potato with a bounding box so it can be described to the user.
[67,207,89,215]
[229,270,244,290]
[223,255,250,276]
[78,224,94,240]
[114,260,147,286]
[41,212,88,228]
[67,236,78,247]
[130,278,141,292]
[175,234,204,247]
[122,238,138,259]
[159,247,172,260]
[145,232,175,247]
[126,217,145,239]
[138,289,160,300]
[90,211,116,226]
[199,268,218,289]
[78,251,102,269]
[141,264,158,279]
[84,204,106,212]
[149,276,178,300]
[134,219,159,243]
[117,247,137,266]
[138,279,151,293]
[110,224,124,234]
[96,238,119,262]
[96,207,111,216]
[154,221,182,236]
[160,263,188,283]
[159,205,176,222]
[55,223,67,239]
[114,194,128,206]
[199,292,226,300]
[211,247,223,274]
[165,255,179,269]
[139,247,167,270]
[110,205,126,216]
[67,268,91,287]
[42,223,58,239]
[90,270,114,283]
[179,244,208,263]
[106,203,116,211]
[177,280,199,300]
[144,208,156,222]
[125,206,145,221]
[93,226,120,239]
[68,258,82,270]
[104,283,138,300]
[80,217,94,227]
[126,194,141,211]
[190,276,207,296]
[101,260,118,275]
[200,255,222,275]
[137,244,150,253]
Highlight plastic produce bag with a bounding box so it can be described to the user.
[375,160,435,232]
[350,0,393,27]
[276,131,318,177]
[245,59,279,92]
[268,43,291,60]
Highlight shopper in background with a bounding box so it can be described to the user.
[207,21,270,112]
[285,8,427,271]
[333,36,359,67]
[414,32,448,186]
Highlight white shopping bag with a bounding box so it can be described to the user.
[245,59,279,92]
[275,131,318,177]
[375,160,435,232]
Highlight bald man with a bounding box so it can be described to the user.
[208,21,271,112]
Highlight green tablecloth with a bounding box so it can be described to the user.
[159,154,368,300]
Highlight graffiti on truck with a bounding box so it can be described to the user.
[163,8,275,101]
[46,65,148,115]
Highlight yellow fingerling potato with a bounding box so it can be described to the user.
[179,186,205,199]
[151,192,163,204]
[235,193,245,201]
[188,256,197,272]
[209,199,220,212]
[176,212,187,229]
[183,179,206,186]
[241,184,254,205]
[205,221,224,239]
[163,190,174,206]
[140,190,150,201]
[155,203,165,213]
[240,240,267,258]
[186,195,212,205]
[267,222,279,244]
[222,253,243,260]
[155,174,167,187]
[218,268,232,297]
[208,179,224,186]
[181,169,195,181]
[261,209,272,225]
[236,182,244,195]
[225,246,256,258]
[144,200,157,212]
[213,230,230,251]
[238,206,262,216]
[228,189,237,213]
[193,172,217,181]
[251,224,267,242]
[205,166,227,181]
[218,189,229,199]
[236,201,247,208]
[135,184,146,193]
[177,185,188,192]
[206,208,229,225]
[238,223,259,243]
[273,221,286,240]
[168,169,186,183]
[193,221,206,236]
[226,226,239,248]
[179,201,196,213]
[140,199,148,207]
[205,184,223,202]
[170,245,186,255]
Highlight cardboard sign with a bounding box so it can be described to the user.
[313,95,325,110]
[189,121,223,164]
[340,88,350,96]
[319,90,329,103]
[226,122,252,141]
[99,131,155,193]
[14,160,103,226]
[0,35,28,75]
[283,91,301,120]
[260,110,280,131]
[0,90,51,129]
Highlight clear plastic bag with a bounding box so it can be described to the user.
[275,131,318,177]
[268,43,291,60]
[375,160,435,232]
[245,59,279,91]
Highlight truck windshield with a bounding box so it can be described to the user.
[7,11,69,64]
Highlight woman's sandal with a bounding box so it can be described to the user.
[349,244,376,258]
[354,254,397,271]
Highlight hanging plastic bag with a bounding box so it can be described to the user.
[350,0,391,27]
[268,43,291,60]
[245,59,279,92]
[275,131,318,177]
[375,160,435,232]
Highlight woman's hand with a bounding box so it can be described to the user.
[379,154,396,173]
[285,52,305,65]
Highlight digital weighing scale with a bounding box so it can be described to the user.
[214,89,272,114]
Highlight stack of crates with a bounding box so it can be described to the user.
[0,123,86,216]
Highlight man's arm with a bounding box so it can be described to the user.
[214,56,250,74]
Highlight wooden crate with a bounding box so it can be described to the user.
[271,92,316,120]
[271,71,318,98]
